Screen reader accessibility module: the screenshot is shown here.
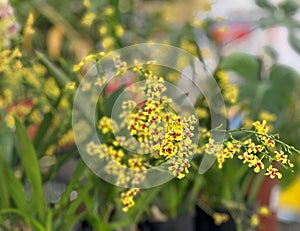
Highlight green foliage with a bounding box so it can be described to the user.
[279,0,299,16]
[255,0,276,11]
[0,119,14,164]
[14,116,46,221]
[289,33,300,54]
[219,52,300,190]
[220,53,299,115]
[219,53,260,81]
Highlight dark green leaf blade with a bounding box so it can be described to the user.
[255,0,276,11]
[219,53,260,81]
[14,116,46,221]
[279,0,299,16]
[0,153,30,213]
[288,32,300,54]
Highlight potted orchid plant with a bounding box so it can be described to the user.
[71,41,299,231]
[1,0,300,231]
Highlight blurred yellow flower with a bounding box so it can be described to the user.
[99,25,108,36]
[5,114,15,128]
[44,78,60,99]
[81,12,96,26]
[258,206,270,216]
[258,111,276,123]
[66,81,76,90]
[115,25,124,37]
[212,212,229,225]
[104,7,114,16]
[83,0,90,8]
[23,12,35,52]
[102,37,114,50]
[250,214,259,227]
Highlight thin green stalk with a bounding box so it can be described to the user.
[45,209,53,231]
[213,127,300,154]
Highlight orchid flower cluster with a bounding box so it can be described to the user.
[205,120,298,179]
[83,58,197,211]
[73,52,300,213]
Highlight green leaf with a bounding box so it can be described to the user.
[247,173,265,205]
[36,123,63,157]
[60,186,90,231]
[14,116,46,221]
[128,186,163,224]
[45,209,53,231]
[33,95,63,157]
[258,17,279,28]
[60,212,87,231]
[264,45,278,62]
[0,122,14,165]
[58,160,86,207]
[219,53,260,81]
[183,177,202,215]
[0,153,30,213]
[255,0,276,11]
[103,85,126,117]
[260,64,297,112]
[279,0,299,16]
[0,152,9,209]
[33,112,53,154]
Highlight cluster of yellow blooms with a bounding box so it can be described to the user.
[85,58,198,211]
[0,10,36,127]
[121,188,140,212]
[81,0,124,52]
[125,66,197,176]
[98,116,118,134]
[1,8,75,160]
[79,52,299,214]
[206,120,295,179]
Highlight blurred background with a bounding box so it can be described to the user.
[1,0,300,230]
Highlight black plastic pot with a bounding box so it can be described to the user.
[195,206,236,231]
[139,214,195,231]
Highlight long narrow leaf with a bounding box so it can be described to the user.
[33,95,62,157]
[0,148,10,208]
[33,112,54,150]
[58,160,86,207]
[0,123,14,165]
[61,186,90,231]
[247,172,265,205]
[0,154,30,212]
[14,116,46,221]
[129,186,163,224]
[45,208,53,231]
